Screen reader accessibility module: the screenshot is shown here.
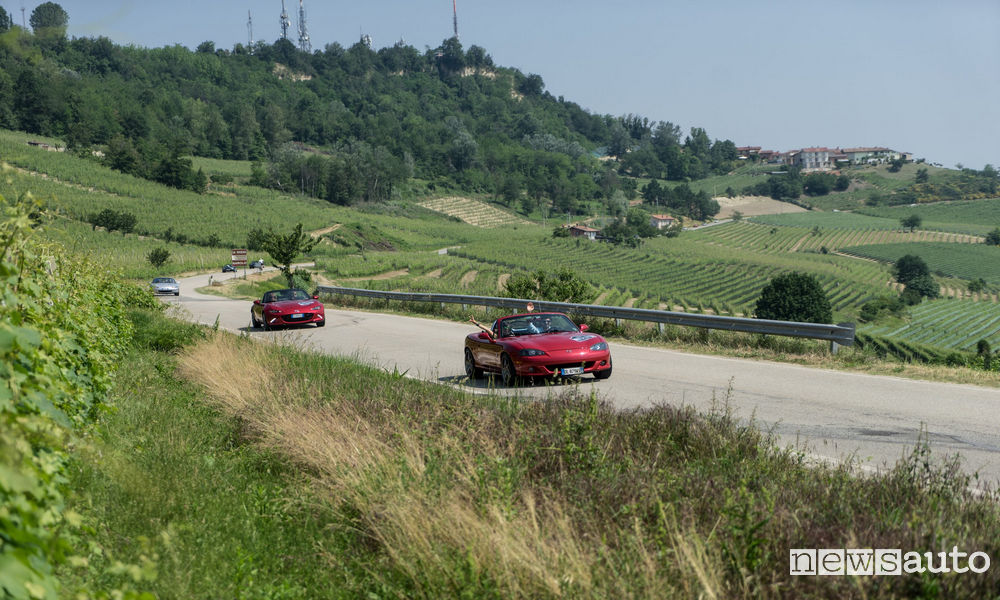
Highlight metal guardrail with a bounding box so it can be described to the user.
[316,285,857,352]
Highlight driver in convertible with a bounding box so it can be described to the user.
[528,316,552,334]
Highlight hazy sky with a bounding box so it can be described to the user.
[14,0,999,169]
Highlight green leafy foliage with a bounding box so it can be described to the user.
[0,177,158,598]
[262,223,318,288]
[146,246,170,269]
[754,272,833,324]
[504,268,595,304]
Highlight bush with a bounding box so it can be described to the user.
[505,268,596,304]
[859,295,905,323]
[147,246,170,268]
[755,272,833,324]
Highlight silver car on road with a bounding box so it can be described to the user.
[150,277,180,296]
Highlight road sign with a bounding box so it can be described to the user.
[231,248,248,266]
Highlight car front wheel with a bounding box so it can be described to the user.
[500,354,519,387]
[464,348,483,380]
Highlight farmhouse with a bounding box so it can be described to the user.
[568,224,600,240]
[649,214,677,230]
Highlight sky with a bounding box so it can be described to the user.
[10,0,999,170]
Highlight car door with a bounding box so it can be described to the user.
[474,320,507,370]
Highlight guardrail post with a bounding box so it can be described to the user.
[658,323,665,334]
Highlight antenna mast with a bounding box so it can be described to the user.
[297,0,311,52]
[247,10,254,50]
[280,0,291,40]
[452,0,459,40]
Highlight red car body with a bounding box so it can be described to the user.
[464,312,612,385]
[251,288,325,330]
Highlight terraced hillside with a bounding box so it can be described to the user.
[418,197,532,228]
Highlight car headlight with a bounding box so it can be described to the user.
[519,348,547,357]
[590,342,608,351]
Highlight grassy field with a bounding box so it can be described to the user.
[61,312,1000,598]
[856,198,1000,236]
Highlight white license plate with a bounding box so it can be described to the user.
[560,366,584,376]
[289,313,304,319]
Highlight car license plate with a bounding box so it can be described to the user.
[560,366,584,376]
[290,313,304,319]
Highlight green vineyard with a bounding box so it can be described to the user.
[860,299,1000,354]
[841,242,1000,285]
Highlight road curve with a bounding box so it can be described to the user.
[164,271,1000,487]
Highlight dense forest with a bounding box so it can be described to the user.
[0,3,736,218]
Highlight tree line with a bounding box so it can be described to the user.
[0,3,740,215]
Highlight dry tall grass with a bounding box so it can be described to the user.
[177,334,707,597]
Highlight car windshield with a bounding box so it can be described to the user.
[496,314,577,337]
[263,289,311,303]
[152,278,175,283]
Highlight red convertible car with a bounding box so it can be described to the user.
[465,312,612,386]
[251,288,325,330]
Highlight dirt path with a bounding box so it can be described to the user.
[310,224,341,238]
[459,270,478,288]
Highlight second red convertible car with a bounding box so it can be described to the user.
[465,312,612,386]
[251,288,325,330]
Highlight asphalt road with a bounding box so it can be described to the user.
[164,271,1000,487]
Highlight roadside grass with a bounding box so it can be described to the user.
[65,311,1000,597]
[60,314,350,598]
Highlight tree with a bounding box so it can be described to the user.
[903,274,939,302]
[754,272,833,324]
[985,228,1000,246]
[915,168,929,183]
[968,278,987,294]
[261,223,318,288]
[892,254,930,287]
[900,214,922,232]
[504,268,595,304]
[147,247,171,269]
[29,2,68,34]
[0,7,11,33]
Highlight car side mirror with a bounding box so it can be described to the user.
[477,332,491,340]
[313,295,319,299]
[579,324,589,332]
[253,300,261,305]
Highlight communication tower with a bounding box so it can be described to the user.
[452,0,459,40]
[297,0,311,53]
[247,10,254,50]
[280,0,291,40]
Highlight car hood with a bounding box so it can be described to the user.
[264,299,322,311]
[509,331,604,351]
